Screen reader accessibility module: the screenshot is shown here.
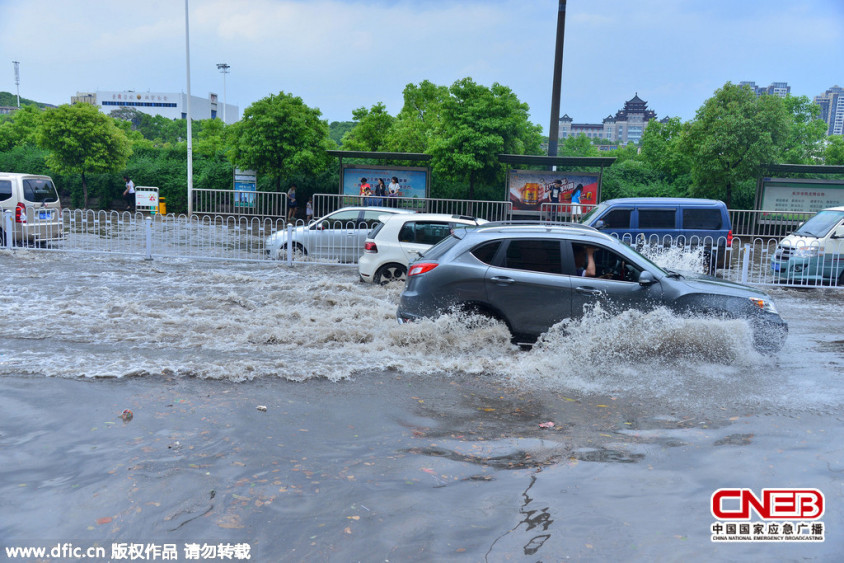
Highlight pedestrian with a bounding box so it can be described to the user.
[306,198,314,222]
[122,176,136,212]
[547,179,563,221]
[571,183,583,220]
[287,184,298,222]
[359,177,371,205]
[375,178,387,206]
[387,176,400,208]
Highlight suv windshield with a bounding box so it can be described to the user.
[23,178,59,203]
[794,210,844,238]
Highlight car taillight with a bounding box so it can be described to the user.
[408,263,438,277]
[15,202,26,223]
[364,241,377,253]
[727,229,733,246]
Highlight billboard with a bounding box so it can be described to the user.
[507,170,599,212]
[758,178,844,213]
[234,169,257,208]
[341,165,429,199]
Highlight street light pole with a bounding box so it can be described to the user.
[547,0,566,159]
[13,61,20,107]
[185,0,193,217]
[216,63,230,123]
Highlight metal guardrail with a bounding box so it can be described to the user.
[729,209,816,239]
[311,194,512,222]
[192,188,288,217]
[1,208,840,288]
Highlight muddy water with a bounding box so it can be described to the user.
[0,250,842,561]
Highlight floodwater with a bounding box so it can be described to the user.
[1,250,843,562]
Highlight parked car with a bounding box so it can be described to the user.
[397,222,787,353]
[581,197,732,273]
[265,206,413,261]
[359,213,487,284]
[0,172,63,247]
[770,206,844,285]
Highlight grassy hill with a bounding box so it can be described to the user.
[0,91,52,108]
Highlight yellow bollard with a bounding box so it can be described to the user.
[158,197,166,215]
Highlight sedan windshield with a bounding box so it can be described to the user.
[794,210,844,238]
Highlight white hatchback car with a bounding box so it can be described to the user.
[359,213,487,284]
[265,206,413,261]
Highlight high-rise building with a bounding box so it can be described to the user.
[71,90,239,124]
[813,86,844,136]
[558,93,658,144]
[739,81,791,97]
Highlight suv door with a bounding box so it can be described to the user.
[483,238,572,339]
[566,241,663,318]
[311,209,360,258]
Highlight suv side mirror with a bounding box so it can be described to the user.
[832,225,844,239]
[638,271,657,286]
[594,219,606,230]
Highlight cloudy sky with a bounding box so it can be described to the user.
[1,0,842,132]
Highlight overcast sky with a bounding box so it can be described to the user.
[1,0,842,132]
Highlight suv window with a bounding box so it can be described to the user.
[0,180,11,202]
[319,210,359,229]
[470,241,501,264]
[503,239,562,274]
[362,210,391,229]
[601,208,631,229]
[23,179,59,203]
[571,243,642,282]
[638,209,675,229]
[683,208,722,230]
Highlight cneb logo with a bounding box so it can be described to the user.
[711,488,824,520]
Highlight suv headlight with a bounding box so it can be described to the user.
[749,297,778,315]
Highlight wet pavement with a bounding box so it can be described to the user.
[0,250,842,561]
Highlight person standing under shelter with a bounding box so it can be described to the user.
[122,176,136,211]
[570,183,583,220]
[387,176,400,208]
[287,184,298,222]
[359,177,371,199]
[547,179,563,221]
[306,198,314,222]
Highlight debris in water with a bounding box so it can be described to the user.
[120,409,133,422]
[257,405,268,412]
[539,421,555,429]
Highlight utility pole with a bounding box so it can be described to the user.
[547,0,566,159]
[13,61,20,107]
[216,63,230,123]
[185,0,193,216]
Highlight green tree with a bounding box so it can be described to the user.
[328,121,354,147]
[388,80,450,153]
[428,78,543,199]
[341,103,395,151]
[557,134,600,157]
[640,117,690,178]
[226,92,333,191]
[36,103,132,208]
[825,135,844,165]
[0,104,43,150]
[779,95,829,164]
[681,82,789,207]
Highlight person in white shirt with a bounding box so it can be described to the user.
[122,176,136,211]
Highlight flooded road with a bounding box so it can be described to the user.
[1,250,842,561]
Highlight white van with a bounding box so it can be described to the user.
[0,173,63,247]
[770,206,844,285]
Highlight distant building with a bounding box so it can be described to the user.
[739,81,791,97]
[559,93,658,144]
[71,90,239,124]
[813,85,844,136]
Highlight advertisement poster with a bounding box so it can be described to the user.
[234,169,257,208]
[507,170,599,212]
[759,179,844,213]
[341,166,429,200]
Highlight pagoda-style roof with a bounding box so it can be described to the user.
[615,92,656,121]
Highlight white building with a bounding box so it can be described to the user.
[71,90,239,124]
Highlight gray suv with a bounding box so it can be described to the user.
[397,223,787,352]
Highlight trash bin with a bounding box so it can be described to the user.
[158,197,166,215]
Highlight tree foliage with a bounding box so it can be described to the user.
[36,103,132,208]
[226,92,333,191]
[428,78,543,198]
[680,82,789,207]
[341,103,396,152]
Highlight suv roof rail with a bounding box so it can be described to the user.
[477,220,599,232]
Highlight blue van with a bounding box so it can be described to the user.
[580,197,733,271]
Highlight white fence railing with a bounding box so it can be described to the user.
[2,209,841,288]
[311,194,513,222]
[192,188,288,217]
